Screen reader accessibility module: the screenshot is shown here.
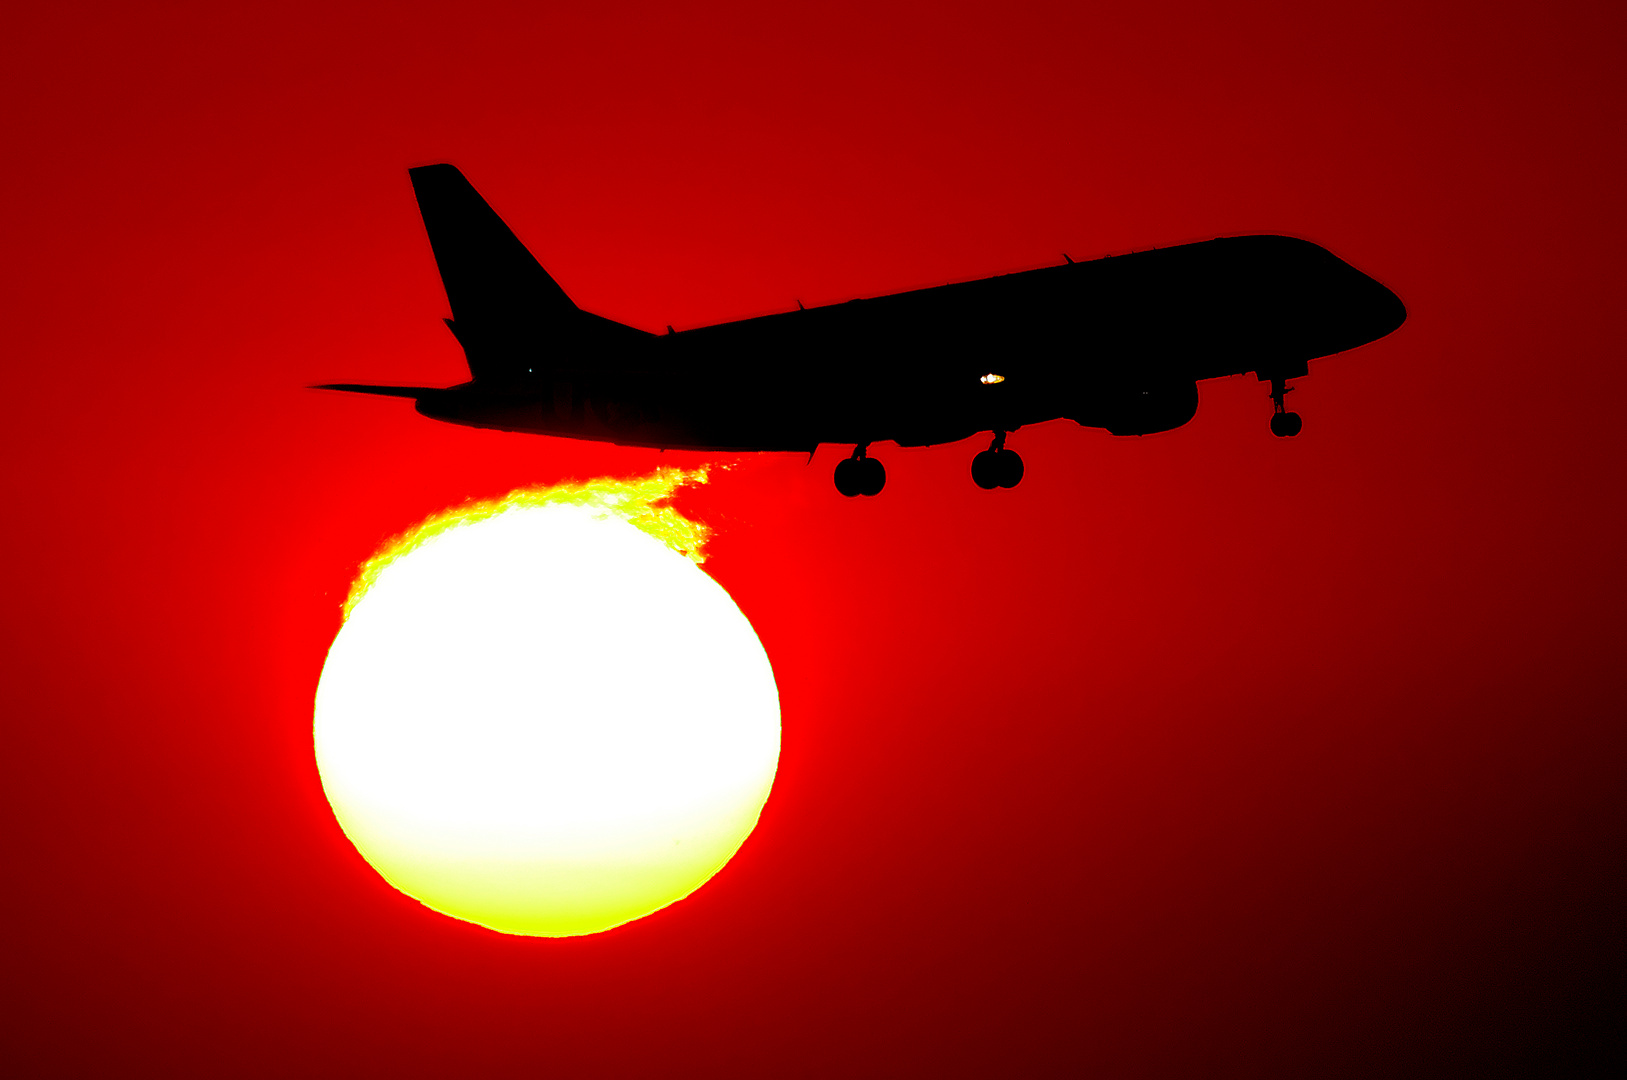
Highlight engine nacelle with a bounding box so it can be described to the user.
[1069,380,1200,436]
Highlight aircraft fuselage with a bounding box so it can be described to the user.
[318,165,1407,494]
[412,234,1404,452]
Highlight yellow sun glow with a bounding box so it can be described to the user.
[313,469,781,937]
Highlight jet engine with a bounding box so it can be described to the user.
[1069,380,1200,436]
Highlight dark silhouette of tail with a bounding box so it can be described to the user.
[409,164,576,330]
[408,164,648,382]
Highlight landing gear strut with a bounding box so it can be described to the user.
[971,431,1023,489]
[834,444,886,497]
[1268,376,1303,438]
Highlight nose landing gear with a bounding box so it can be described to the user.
[834,445,886,497]
[1268,375,1303,437]
[971,430,1024,489]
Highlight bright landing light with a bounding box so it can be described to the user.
[313,471,780,937]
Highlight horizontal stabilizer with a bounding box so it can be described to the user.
[311,383,436,398]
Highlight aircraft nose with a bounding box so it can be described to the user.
[1358,273,1407,340]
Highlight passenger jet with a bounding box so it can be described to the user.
[318,164,1407,495]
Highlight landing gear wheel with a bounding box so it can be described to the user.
[1270,411,1303,438]
[834,457,863,497]
[996,449,1024,488]
[1266,375,1302,438]
[856,456,886,496]
[972,450,1002,489]
[835,447,885,496]
[973,449,1023,489]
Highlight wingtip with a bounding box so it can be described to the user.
[309,383,435,399]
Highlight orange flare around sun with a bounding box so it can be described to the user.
[344,467,711,618]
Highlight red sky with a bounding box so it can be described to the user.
[5,2,1624,1075]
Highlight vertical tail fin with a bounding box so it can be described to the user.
[408,164,646,381]
[409,163,576,322]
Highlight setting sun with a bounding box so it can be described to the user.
[313,470,781,936]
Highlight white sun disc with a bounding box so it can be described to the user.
[313,498,781,936]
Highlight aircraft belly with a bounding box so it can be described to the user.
[428,382,824,452]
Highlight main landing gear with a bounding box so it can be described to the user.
[1268,375,1303,438]
[971,431,1023,489]
[834,445,886,497]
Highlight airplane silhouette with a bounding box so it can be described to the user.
[318,165,1406,496]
